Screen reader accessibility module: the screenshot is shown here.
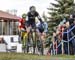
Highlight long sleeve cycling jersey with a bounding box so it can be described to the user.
[27,11,42,25]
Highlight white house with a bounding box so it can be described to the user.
[0,10,22,52]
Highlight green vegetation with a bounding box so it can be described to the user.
[0,53,75,60]
[47,0,74,34]
[46,0,75,46]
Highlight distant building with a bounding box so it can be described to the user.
[0,10,19,35]
[0,10,22,52]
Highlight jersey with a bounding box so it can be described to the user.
[27,11,39,25]
[36,22,48,33]
[18,18,26,29]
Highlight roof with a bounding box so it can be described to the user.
[0,10,20,21]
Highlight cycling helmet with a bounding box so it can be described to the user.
[22,13,26,18]
[29,6,36,12]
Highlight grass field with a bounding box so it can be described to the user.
[0,53,75,60]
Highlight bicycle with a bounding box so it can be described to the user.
[36,23,47,55]
[21,22,45,55]
[29,28,44,55]
[27,27,37,54]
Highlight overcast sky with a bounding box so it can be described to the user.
[0,0,55,17]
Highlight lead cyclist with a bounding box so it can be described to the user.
[36,20,48,55]
[26,6,43,54]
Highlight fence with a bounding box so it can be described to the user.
[52,25,75,55]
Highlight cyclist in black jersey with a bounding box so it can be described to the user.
[25,6,43,54]
[27,6,43,28]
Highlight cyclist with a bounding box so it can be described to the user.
[36,20,48,55]
[36,20,48,46]
[18,13,26,32]
[18,13,29,51]
[26,6,43,54]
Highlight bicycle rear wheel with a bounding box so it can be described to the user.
[37,40,44,55]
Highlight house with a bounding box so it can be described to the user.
[0,10,22,52]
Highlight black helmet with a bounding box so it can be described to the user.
[29,6,36,11]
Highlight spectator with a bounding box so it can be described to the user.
[63,21,70,54]
[63,20,74,55]
[70,19,75,55]
[0,37,7,45]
